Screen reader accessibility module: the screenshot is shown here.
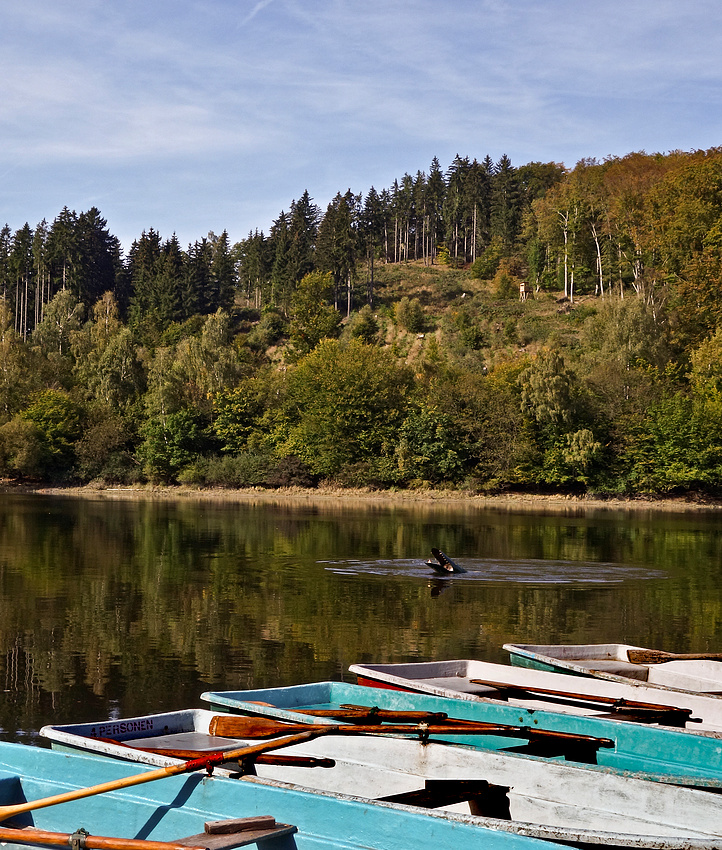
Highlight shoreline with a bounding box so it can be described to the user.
[2,482,721,514]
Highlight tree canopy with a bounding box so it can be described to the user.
[3,147,722,495]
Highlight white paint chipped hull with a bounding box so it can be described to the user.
[505,643,722,694]
[349,658,722,732]
[41,708,722,849]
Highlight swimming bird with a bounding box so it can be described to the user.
[425,547,467,574]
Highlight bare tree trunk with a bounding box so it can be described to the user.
[472,205,477,263]
[367,247,374,307]
[591,222,603,295]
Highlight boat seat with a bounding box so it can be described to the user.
[123,733,246,753]
[379,779,511,820]
[572,660,650,681]
[176,817,297,849]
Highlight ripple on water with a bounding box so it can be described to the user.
[319,558,666,583]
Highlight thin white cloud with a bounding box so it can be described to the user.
[241,0,276,26]
[2,0,722,248]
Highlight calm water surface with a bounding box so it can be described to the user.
[1,492,721,742]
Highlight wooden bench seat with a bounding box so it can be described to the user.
[176,817,296,849]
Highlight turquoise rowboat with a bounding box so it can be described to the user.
[0,739,561,850]
[38,707,722,848]
[198,680,722,789]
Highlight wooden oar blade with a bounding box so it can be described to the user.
[627,649,722,664]
[209,716,310,738]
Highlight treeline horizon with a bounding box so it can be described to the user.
[1,146,722,496]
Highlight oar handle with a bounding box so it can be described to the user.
[471,678,694,716]
[0,731,324,822]
[0,826,208,850]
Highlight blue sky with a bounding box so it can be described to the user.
[2,0,721,253]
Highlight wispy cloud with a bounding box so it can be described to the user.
[240,0,276,26]
[2,0,722,249]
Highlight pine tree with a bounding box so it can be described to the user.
[47,207,79,295]
[287,190,320,286]
[127,229,163,334]
[75,207,121,307]
[316,191,360,314]
[209,230,236,312]
[360,187,384,305]
[182,238,211,319]
[237,229,271,308]
[491,154,521,250]
[10,224,34,339]
[426,157,446,263]
[269,211,292,309]
[32,220,49,330]
[444,155,470,260]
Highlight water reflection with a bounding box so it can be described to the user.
[428,578,452,598]
[0,492,720,742]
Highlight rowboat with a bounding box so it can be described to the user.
[348,658,722,732]
[40,701,722,848]
[504,643,722,693]
[0,739,563,850]
[199,680,722,788]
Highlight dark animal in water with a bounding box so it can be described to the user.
[425,548,467,574]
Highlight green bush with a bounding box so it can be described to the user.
[394,296,425,332]
[178,453,274,487]
[347,305,380,344]
[470,238,503,279]
[247,309,286,350]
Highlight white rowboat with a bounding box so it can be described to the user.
[349,658,722,732]
[504,643,722,694]
[41,704,722,849]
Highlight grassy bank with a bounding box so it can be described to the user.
[3,481,721,514]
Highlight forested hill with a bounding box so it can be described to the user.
[2,147,722,495]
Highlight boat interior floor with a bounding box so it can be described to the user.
[379,779,512,820]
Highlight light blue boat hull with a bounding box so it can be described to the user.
[201,681,722,788]
[0,740,559,850]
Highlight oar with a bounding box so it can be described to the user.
[627,649,722,664]
[292,706,450,723]
[0,817,288,850]
[96,735,336,767]
[0,825,212,850]
[208,715,614,749]
[0,731,324,822]
[127,747,336,767]
[470,678,695,719]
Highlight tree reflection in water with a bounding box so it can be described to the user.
[0,492,720,742]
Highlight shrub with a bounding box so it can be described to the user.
[470,237,503,280]
[247,309,286,350]
[347,305,380,344]
[394,296,425,332]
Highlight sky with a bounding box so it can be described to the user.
[2,0,722,253]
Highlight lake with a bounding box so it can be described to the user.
[1,491,721,742]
